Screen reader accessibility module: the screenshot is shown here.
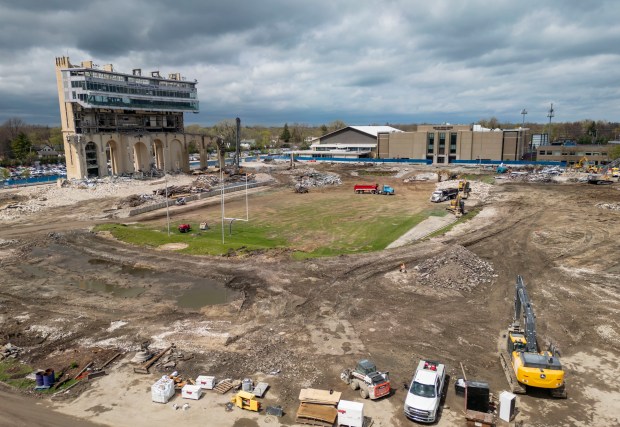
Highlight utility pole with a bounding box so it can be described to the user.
[521,108,529,155]
[547,103,555,143]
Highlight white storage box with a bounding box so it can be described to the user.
[499,391,516,422]
[337,399,364,427]
[196,375,216,390]
[181,384,203,400]
[151,376,175,404]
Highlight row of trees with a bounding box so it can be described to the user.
[477,117,620,145]
[0,118,64,167]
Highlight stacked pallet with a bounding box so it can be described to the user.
[214,379,234,394]
[296,388,341,426]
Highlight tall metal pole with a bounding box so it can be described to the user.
[235,117,241,170]
[547,103,555,144]
[521,109,528,154]
[163,144,170,236]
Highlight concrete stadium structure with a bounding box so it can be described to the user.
[55,57,214,179]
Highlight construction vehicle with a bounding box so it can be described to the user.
[430,188,458,202]
[353,184,394,195]
[500,276,567,398]
[230,390,260,411]
[354,183,379,194]
[446,193,465,217]
[574,156,588,170]
[340,359,391,399]
[587,173,614,185]
[458,179,471,199]
[496,164,508,174]
[404,360,446,423]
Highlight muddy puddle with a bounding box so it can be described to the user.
[29,244,241,309]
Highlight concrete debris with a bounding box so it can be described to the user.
[404,172,437,182]
[284,168,342,188]
[596,202,620,211]
[0,342,21,360]
[414,246,495,291]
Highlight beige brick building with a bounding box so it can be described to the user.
[55,57,213,179]
[307,124,528,164]
[536,144,610,166]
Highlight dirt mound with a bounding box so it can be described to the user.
[414,245,495,291]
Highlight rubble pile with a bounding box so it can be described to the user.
[404,172,437,182]
[435,179,493,202]
[119,194,156,208]
[285,168,342,188]
[0,343,21,360]
[414,245,495,291]
[596,202,620,211]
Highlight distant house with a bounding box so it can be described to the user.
[36,144,60,157]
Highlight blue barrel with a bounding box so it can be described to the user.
[43,369,55,387]
[35,372,44,387]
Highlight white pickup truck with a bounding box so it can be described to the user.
[404,360,446,423]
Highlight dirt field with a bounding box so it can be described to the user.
[1,163,619,427]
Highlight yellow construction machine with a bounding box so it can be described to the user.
[500,276,567,398]
[574,156,588,170]
[446,193,465,217]
[458,179,471,199]
[230,391,260,412]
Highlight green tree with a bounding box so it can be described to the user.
[609,145,620,160]
[320,124,328,135]
[48,127,64,152]
[0,167,9,180]
[11,132,32,160]
[280,123,291,142]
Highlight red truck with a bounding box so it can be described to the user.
[354,184,395,195]
[354,183,379,194]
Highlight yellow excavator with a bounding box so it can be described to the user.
[500,276,566,398]
[574,156,588,170]
[446,193,465,217]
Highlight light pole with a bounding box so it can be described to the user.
[521,109,528,154]
[163,143,170,236]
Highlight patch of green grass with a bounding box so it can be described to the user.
[0,359,35,389]
[96,222,287,256]
[425,207,482,239]
[98,188,456,259]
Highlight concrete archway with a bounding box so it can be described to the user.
[105,139,120,175]
[153,139,164,170]
[84,141,100,178]
[170,139,184,171]
[133,141,150,172]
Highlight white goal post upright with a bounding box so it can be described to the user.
[220,169,250,244]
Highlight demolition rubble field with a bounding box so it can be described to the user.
[0,163,619,427]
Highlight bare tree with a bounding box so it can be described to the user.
[212,119,238,168]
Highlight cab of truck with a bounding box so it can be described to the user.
[404,360,445,423]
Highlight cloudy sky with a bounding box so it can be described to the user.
[0,0,619,127]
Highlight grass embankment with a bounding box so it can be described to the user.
[425,207,482,239]
[97,188,444,258]
[0,359,78,393]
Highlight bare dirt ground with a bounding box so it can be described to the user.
[1,163,619,427]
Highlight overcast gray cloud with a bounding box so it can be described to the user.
[0,0,619,126]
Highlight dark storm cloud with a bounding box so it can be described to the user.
[0,0,619,125]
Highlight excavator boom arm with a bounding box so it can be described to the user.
[514,275,538,353]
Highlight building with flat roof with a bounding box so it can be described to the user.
[55,57,213,179]
[536,144,610,166]
[304,124,528,164]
